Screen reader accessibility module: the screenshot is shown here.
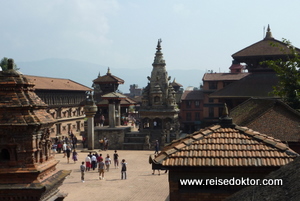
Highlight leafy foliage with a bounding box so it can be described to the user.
[0,57,19,71]
[263,39,300,109]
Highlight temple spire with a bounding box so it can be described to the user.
[264,24,274,40]
[153,38,165,65]
[107,67,111,75]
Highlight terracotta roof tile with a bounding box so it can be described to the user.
[24,75,91,91]
[203,73,249,81]
[154,124,298,167]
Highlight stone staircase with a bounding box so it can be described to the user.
[123,131,148,150]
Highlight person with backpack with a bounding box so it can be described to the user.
[121,159,127,180]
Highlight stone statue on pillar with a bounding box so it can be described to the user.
[83,93,97,150]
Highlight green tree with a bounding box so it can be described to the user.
[263,39,300,109]
[0,57,18,71]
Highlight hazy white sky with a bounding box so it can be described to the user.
[1,0,300,73]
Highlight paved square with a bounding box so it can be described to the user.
[56,149,169,201]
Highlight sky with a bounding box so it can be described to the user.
[1,0,300,77]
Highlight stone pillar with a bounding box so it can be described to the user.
[84,94,97,150]
[109,100,116,128]
[87,116,94,150]
[116,100,121,126]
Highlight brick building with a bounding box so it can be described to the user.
[230,98,300,154]
[24,75,92,139]
[179,89,204,133]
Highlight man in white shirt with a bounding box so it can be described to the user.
[91,154,97,170]
[63,142,67,158]
[85,155,91,171]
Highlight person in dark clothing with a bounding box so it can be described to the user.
[66,146,71,163]
[121,159,127,180]
[154,140,159,154]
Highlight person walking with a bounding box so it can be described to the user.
[80,162,85,182]
[113,150,119,168]
[85,154,91,171]
[154,140,159,154]
[105,154,111,172]
[72,149,78,163]
[121,159,127,180]
[91,154,97,170]
[62,142,67,158]
[66,146,71,163]
[98,158,105,180]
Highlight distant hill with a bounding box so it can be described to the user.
[18,58,205,93]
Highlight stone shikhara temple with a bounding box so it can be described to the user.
[0,59,70,201]
[139,39,180,144]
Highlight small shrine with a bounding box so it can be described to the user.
[0,59,70,200]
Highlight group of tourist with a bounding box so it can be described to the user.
[51,131,79,163]
[80,150,127,182]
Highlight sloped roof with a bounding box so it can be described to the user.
[232,38,292,59]
[154,124,298,167]
[181,90,204,100]
[96,97,136,106]
[101,92,127,99]
[93,69,124,84]
[24,75,92,91]
[209,73,279,98]
[0,71,56,126]
[226,156,300,201]
[230,98,300,142]
[232,27,300,59]
[203,73,249,81]
[171,78,183,87]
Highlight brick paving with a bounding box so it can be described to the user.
[56,148,169,201]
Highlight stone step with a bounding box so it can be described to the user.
[124,137,145,143]
[125,133,146,138]
[122,143,144,150]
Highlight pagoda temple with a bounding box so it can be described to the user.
[0,59,70,200]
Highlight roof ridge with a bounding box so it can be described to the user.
[235,125,299,156]
[154,125,221,164]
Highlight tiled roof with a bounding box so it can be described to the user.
[0,71,56,126]
[203,73,249,81]
[171,78,183,87]
[96,96,136,106]
[154,124,298,167]
[101,92,127,99]
[230,98,300,142]
[24,75,92,91]
[93,72,124,84]
[209,73,279,98]
[181,90,204,100]
[232,38,300,59]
